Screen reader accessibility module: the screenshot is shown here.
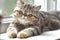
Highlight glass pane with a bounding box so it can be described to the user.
[1,0,34,17]
[2,0,17,17]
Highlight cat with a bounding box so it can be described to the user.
[7,0,60,38]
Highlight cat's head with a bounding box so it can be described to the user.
[13,0,41,25]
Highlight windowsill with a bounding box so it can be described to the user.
[0,30,60,40]
[2,16,13,24]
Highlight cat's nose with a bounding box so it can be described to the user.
[22,16,27,19]
[22,15,27,19]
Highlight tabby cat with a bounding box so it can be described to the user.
[7,0,60,38]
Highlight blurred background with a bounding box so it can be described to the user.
[0,0,60,33]
[0,0,60,17]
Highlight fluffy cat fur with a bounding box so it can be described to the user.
[7,0,60,38]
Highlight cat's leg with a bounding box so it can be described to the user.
[17,26,41,38]
[7,23,18,38]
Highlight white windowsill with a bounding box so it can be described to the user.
[2,16,13,24]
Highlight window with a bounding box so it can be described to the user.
[0,0,34,23]
[0,0,17,17]
[47,0,57,11]
[0,0,34,17]
[1,0,60,17]
[1,0,60,23]
[47,0,60,11]
[34,0,60,11]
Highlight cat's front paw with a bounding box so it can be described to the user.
[7,31,17,38]
[17,32,28,38]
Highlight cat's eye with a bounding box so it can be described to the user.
[14,10,23,15]
[19,11,23,14]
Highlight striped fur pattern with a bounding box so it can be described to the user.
[7,0,60,38]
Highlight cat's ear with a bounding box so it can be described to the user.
[17,0,25,7]
[34,5,41,11]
